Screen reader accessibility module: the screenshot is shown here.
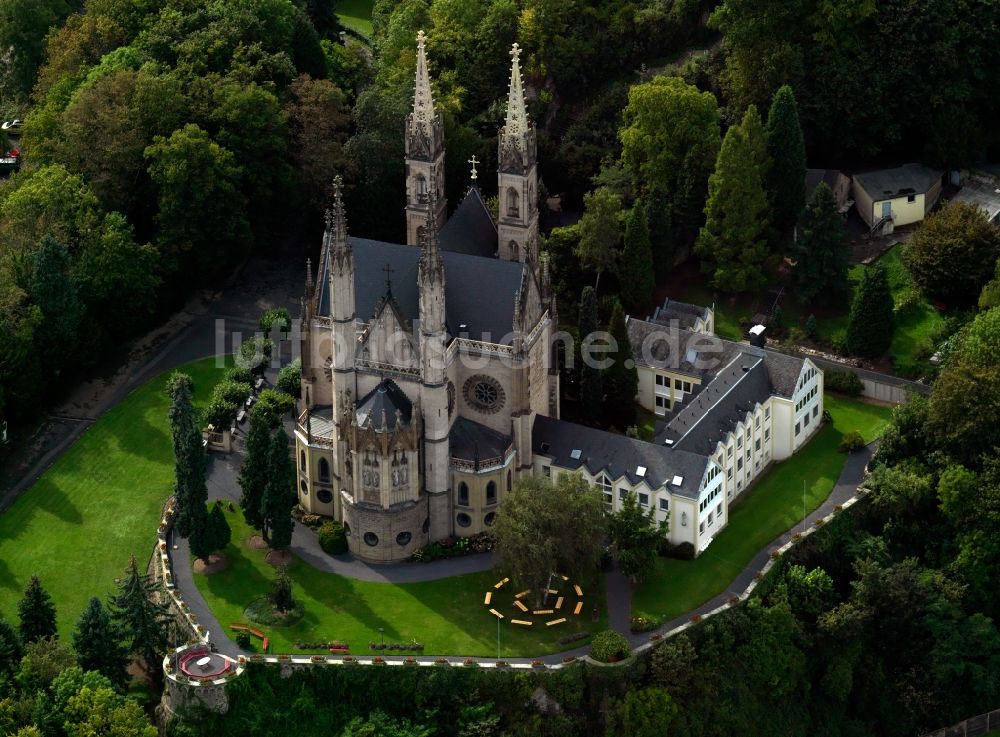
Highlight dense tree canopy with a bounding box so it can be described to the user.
[793,183,850,305]
[847,265,894,358]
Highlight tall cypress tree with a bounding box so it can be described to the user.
[695,125,772,293]
[794,183,851,305]
[261,430,294,550]
[239,404,273,532]
[619,200,656,315]
[191,501,232,560]
[30,235,83,379]
[73,597,129,688]
[847,265,895,358]
[603,301,638,430]
[167,373,207,539]
[578,286,603,423]
[109,556,171,673]
[766,85,807,228]
[17,575,57,644]
[741,104,771,178]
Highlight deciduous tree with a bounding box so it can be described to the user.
[574,187,621,290]
[608,491,662,582]
[903,202,1000,306]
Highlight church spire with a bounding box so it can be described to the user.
[418,190,443,279]
[411,30,436,135]
[327,176,350,267]
[405,31,447,246]
[503,43,529,148]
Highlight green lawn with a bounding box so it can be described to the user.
[337,0,373,37]
[631,394,893,622]
[194,513,606,657]
[0,357,228,634]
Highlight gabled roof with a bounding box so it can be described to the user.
[439,187,497,258]
[532,415,710,500]
[356,379,413,430]
[316,237,526,343]
[853,164,942,199]
[659,357,773,455]
[449,417,511,463]
[649,298,712,331]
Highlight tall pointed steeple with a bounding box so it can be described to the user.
[405,30,447,246]
[497,42,539,265]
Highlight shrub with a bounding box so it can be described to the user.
[825,370,864,396]
[839,430,864,453]
[225,366,253,384]
[558,631,590,646]
[894,285,923,317]
[260,308,291,335]
[301,514,324,529]
[664,541,695,561]
[591,629,630,663]
[277,358,302,397]
[235,631,252,649]
[237,337,274,375]
[203,396,240,430]
[629,616,658,633]
[828,328,848,355]
[318,521,348,555]
[255,389,295,424]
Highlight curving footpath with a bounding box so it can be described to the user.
[171,441,875,663]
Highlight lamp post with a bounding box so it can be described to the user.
[378,627,384,647]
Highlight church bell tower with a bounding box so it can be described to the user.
[404,30,447,246]
[497,43,539,264]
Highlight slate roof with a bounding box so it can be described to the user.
[449,416,511,463]
[316,237,526,343]
[648,298,711,331]
[853,164,942,199]
[356,379,413,430]
[303,406,335,440]
[439,187,498,258]
[532,415,710,500]
[626,317,806,399]
[659,357,774,455]
[805,168,844,197]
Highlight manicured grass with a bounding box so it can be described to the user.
[195,513,606,657]
[631,394,893,622]
[337,0,373,37]
[0,357,229,635]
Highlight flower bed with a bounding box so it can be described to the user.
[411,532,493,562]
[629,615,658,633]
[368,640,424,652]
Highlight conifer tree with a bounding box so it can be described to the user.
[608,491,662,582]
[167,373,207,539]
[765,85,807,228]
[17,575,57,644]
[741,104,771,179]
[261,430,294,550]
[578,287,603,423]
[793,183,850,305]
[695,125,771,293]
[109,556,171,673]
[603,301,638,430]
[239,404,274,532]
[847,265,895,358]
[72,597,128,688]
[0,618,22,674]
[207,502,232,553]
[805,314,818,341]
[619,200,656,315]
[30,235,83,379]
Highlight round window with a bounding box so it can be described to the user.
[363,532,379,547]
[484,512,496,527]
[463,375,505,414]
[396,531,412,546]
[422,517,430,533]
[456,513,472,528]
[316,489,333,504]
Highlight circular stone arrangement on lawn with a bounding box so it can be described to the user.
[244,596,304,627]
[484,573,585,629]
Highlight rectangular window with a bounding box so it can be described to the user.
[655,374,664,386]
[659,498,668,511]
[543,465,551,477]
[795,422,801,435]
[755,438,761,451]
[674,379,682,390]
[907,193,916,203]
[655,396,666,408]
[699,521,705,534]
[716,503,722,516]
[737,457,743,470]
[765,407,770,419]
[813,405,819,418]
[682,382,691,392]
[604,492,612,507]
[755,415,760,428]
[619,488,627,502]
[764,428,770,441]
[727,445,733,457]
[737,436,742,448]
[707,512,713,524]
[746,448,751,460]
[639,493,649,507]
[727,467,733,479]
[804,413,810,427]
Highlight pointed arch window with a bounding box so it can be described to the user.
[318,457,330,483]
[509,240,519,261]
[507,187,520,218]
[486,481,497,505]
[416,173,428,203]
[458,482,469,506]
